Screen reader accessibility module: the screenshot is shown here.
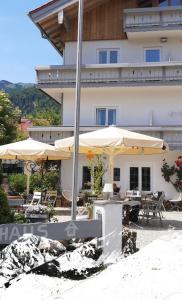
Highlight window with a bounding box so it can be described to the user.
[158,0,181,6]
[114,168,120,181]
[142,167,151,191]
[159,0,168,6]
[96,108,116,126]
[98,49,118,64]
[99,51,107,64]
[144,48,161,62]
[130,167,139,190]
[130,166,151,191]
[110,51,118,63]
[171,0,181,5]
[82,166,91,189]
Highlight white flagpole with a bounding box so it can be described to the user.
[71,0,84,220]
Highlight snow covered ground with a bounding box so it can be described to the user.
[1,230,182,300]
[1,212,182,299]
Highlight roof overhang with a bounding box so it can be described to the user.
[28,0,111,56]
[28,0,78,56]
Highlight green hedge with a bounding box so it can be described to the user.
[0,188,14,224]
[8,171,60,195]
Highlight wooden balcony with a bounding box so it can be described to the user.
[36,62,182,88]
[124,6,182,36]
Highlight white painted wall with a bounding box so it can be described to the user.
[61,151,181,199]
[63,86,182,127]
[64,38,182,65]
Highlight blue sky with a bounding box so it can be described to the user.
[0,0,62,83]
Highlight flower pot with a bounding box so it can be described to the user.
[88,208,93,219]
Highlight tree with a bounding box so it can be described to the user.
[0,90,20,145]
[28,107,61,126]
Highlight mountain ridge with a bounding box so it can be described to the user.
[0,80,60,116]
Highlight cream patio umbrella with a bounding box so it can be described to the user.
[55,126,168,183]
[0,138,70,194]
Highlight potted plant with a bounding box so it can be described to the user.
[85,202,94,219]
[25,205,48,223]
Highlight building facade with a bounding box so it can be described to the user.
[29,0,182,198]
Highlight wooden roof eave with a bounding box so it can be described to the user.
[28,0,113,56]
[28,12,64,56]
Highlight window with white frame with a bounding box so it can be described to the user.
[96,107,117,126]
[144,48,161,62]
[98,49,118,64]
[130,166,151,191]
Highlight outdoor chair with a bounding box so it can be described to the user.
[62,190,79,206]
[62,190,85,215]
[30,191,42,205]
[125,190,134,198]
[20,193,33,204]
[168,193,182,211]
[141,192,165,226]
[44,190,57,207]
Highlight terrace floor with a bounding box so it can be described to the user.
[130,211,182,249]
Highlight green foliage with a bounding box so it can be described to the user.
[30,171,59,193]
[14,213,27,224]
[15,127,28,142]
[8,86,61,120]
[8,174,27,195]
[0,161,3,184]
[88,155,106,195]
[161,156,182,192]
[47,203,56,222]
[0,90,20,145]
[0,188,14,224]
[28,107,61,126]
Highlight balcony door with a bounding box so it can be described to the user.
[129,166,151,192]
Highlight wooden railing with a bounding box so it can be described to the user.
[124,6,182,31]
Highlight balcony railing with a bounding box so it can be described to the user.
[29,126,182,150]
[36,62,182,87]
[124,6,182,32]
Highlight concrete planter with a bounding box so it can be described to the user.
[26,213,48,223]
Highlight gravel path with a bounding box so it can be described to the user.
[128,211,182,249]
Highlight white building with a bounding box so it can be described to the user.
[29,0,182,199]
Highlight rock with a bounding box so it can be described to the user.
[0,234,65,287]
[31,240,103,280]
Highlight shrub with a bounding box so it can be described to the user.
[161,156,182,192]
[8,173,27,195]
[14,213,27,224]
[0,188,14,224]
[30,171,59,193]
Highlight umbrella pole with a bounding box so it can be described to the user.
[26,174,30,195]
[109,154,114,189]
[71,0,84,220]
